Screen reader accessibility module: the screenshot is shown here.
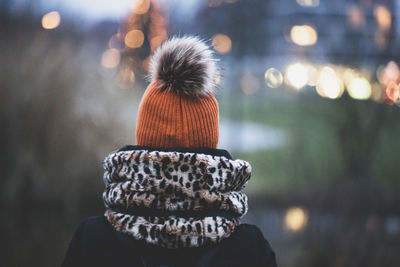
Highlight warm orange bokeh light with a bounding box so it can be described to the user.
[41,11,61,30]
[133,0,151,15]
[386,81,400,103]
[374,5,391,31]
[378,61,399,86]
[290,25,317,46]
[124,29,145,48]
[147,0,168,52]
[212,34,232,54]
[150,36,166,51]
[285,207,308,232]
[347,5,365,29]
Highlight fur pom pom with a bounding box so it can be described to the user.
[149,36,218,97]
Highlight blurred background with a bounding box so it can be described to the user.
[1,0,400,266]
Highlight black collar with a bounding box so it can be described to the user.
[118,145,232,159]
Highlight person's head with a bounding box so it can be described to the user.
[135,36,220,149]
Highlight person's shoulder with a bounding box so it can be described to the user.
[80,215,109,227]
[234,223,267,239]
[63,216,141,267]
[70,216,120,251]
[213,223,277,267]
[78,216,110,232]
[225,223,271,247]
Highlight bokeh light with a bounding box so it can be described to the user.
[148,1,168,52]
[347,77,372,100]
[306,64,318,86]
[374,5,391,31]
[41,11,61,30]
[370,83,384,102]
[118,65,136,89]
[316,66,344,99]
[285,207,308,232]
[347,5,365,29]
[343,68,358,86]
[108,33,124,50]
[212,34,232,54]
[208,0,224,8]
[386,81,400,103]
[377,61,399,86]
[290,25,317,46]
[264,68,283,88]
[150,36,166,51]
[240,73,260,95]
[124,29,145,48]
[101,48,120,68]
[286,63,309,89]
[296,0,319,7]
[132,0,151,15]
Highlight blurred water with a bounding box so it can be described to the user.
[219,120,287,152]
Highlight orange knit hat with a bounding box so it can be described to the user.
[136,36,219,149]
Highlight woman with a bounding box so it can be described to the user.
[62,36,277,267]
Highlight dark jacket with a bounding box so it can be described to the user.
[62,216,277,267]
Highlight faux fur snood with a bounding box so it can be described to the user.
[102,149,251,248]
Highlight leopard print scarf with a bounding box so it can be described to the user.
[102,148,251,248]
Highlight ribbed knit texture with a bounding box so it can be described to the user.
[136,82,219,148]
